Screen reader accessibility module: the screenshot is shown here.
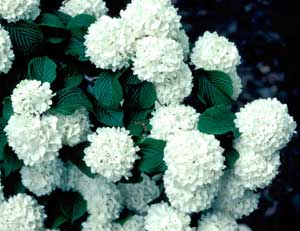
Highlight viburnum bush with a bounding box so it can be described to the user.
[0,0,297,231]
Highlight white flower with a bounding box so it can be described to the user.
[0,194,46,231]
[173,29,190,61]
[84,16,135,71]
[84,127,139,182]
[0,172,4,203]
[164,131,225,190]
[164,174,220,213]
[197,212,238,231]
[76,175,123,221]
[4,114,62,166]
[118,174,160,214]
[11,80,55,115]
[144,202,192,231]
[154,64,193,105]
[150,104,199,141]
[20,158,64,196]
[229,70,243,100]
[191,31,240,74]
[56,108,91,147]
[120,0,181,39]
[233,148,281,190]
[238,224,252,231]
[234,98,297,155]
[0,27,14,74]
[59,161,83,191]
[0,0,41,23]
[60,0,108,18]
[133,36,184,83]
[82,215,112,231]
[112,216,146,231]
[213,190,260,219]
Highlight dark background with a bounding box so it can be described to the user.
[171,0,299,230]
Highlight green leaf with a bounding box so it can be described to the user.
[0,118,8,160]
[28,56,57,83]
[53,10,72,25]
[58,192,87,223]
[66,14,96,40]
[198,104,239,136]
[93,70,123,109]
[224,149,240,169]
[63,74,84,89]
[95,107,124,127]
[1,148,23,178]
[50,214,68,229]
[196,70,233,106]
[4,21,44,56]
[38,13,65,29]
[65,36,88,61]
[2,97,13,120]
[126,82,156,109]
[137,138,167,174]
[50,88,93,115]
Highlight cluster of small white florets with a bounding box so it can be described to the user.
[59,0,108,18]
[83,127,140,182]
[0,0,41,23]
[5,79,91,166]
[20,158,65,196]
[84,0,193,105]
[112,215,146,231]
[191,31,243,100]
[0,172,4,203]
[0,194,46,231]
[0,27,14,75]
[144,202,193,231]
[197,212,239,231]
[56,108,91,147]
[163,130,225,213]
[150,104,200,141]
[118,174,160,214]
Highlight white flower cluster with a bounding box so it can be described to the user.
[150,104,200,141]
[5,114,62,166]
[20,158,65,196]
[164,131,225,213]
[197,212,239,231]
[59,0,108,18]
[5,79,91,166]
[0,0,41,23]
[112,215,146,231]
[83,127,139,182]
[0,172,4,203]
[144,203,193,231]
[238,224,253,231]
[56,108,91,147]
[84,0,193,105]
[11,80,55,115]
[0,27,14,75]
[191,31,242,100]
[0,194,46,231]
[118,174,160,214]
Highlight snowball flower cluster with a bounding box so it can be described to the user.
[76,175,123,221]
[4,114,62,166]
[144,203,192,231]
[191,31,241,74]
[163,130,225,213]
[133,36,184,83]
[59,0,108,18]
[56,108,91,147]
[150,104,199,141]
[84,127,139,182]
[112,215,145,231]
[234,98,297,155]
[120,0,181,39]
[82,215,113,231]
[0,194,46,231]
[197,212,238,231]
[84,16,135,71]
[118,174,160,214]
[0,27,14,74]
[238,224,253,231]
[11,80,55,115]
[0,172,4,203]
[20,158,65,196]
[0,0,41,23]
[229,71,243,100]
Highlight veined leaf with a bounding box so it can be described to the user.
[28,56,57,83]
[38,13,65,29]
[96,107,124,127]
[66,14,96,41]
